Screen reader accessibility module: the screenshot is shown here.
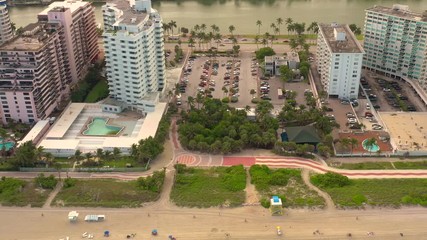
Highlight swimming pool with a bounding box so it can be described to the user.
[83,117,123,136]
[362,139,380,153]
[0,138,14,151]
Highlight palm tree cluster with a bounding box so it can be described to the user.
[189,23,223,51]
[163,20,178,36]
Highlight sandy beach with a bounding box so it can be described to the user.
[1,205,427,240]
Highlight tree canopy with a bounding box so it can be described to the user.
[178,98,278,154]
[255,47,276,61]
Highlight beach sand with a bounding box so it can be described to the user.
[1,205,427,240]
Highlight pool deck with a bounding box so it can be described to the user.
[339,131,393,154]
[33,102,167,157]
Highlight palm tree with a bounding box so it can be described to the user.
[254,35,260,49]
[256,20,262,35]
[285,18,293,35]
[214,33,222,48]
[194,24,200,33]
[307,21,319,34]
[35,146,45,162]
[96,148,104,161]
[270,23,276,33]
[112,147,121,160]
[196,93,204,109]
[200,23,207,33]
[222,86,229,97]
[85,152,92,161]
[250,89,256,98]
[228,25,235,36]
[349,138,358,155]
[163,24,170,35]
[364,137,377,156]
[188,37,195,52]
[261,38,268,47]
[340,138,351,153]
[276,17,283,35]
[187,96,195,109]
[169,20,177,35]
[104,150,112,161]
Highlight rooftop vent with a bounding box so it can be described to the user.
[131,18,136,24]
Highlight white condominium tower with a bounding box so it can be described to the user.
[316,23,365,99]
[0,0,12,45]
[363,5,427,90]
[102,0,165,112]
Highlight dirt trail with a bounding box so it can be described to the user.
[42,181,63,208]
[147,168,176,212]
[301,169,335,211]
[244,169,259,205]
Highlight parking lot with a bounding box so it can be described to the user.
[361,70,427,112]
[177,53,259,108]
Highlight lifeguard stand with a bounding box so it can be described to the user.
[270,196,283,216]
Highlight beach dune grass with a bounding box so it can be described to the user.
[0,178,51,207]
[170,165,246,208]
[53,179,161,208]
[249,165,325,208]
[311,176,427,208]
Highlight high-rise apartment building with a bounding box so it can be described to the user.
[0,23,66,124]
[316,23,365,99]
[0,0,99,124]
[363,5,427,89]
[0,0,13,45]
[38,0,99,85]
[102,0,165,112]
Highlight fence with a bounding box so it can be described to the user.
[20,167,148,173]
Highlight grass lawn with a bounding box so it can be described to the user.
[0,178,51,207]
[101,157,146,168]
[170,165,246,208]
[53,179,160,208]
[0,160,15,171]
[54,157,74,168]
[312,177,427,208]
[333,162,394,170]
[85,79,109,103]
[394,161,427,169]
[250,165,324,208]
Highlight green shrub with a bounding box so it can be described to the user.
[221,165,246,192]
[260,198,271,208]
[251,98,260,104]
[221,97,230,103]
[34,174,57,189]
[136,170,165,193]
[311,172,351,188]
[64,178,77,188]
[352,194,367,205]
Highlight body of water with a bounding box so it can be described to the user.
[8,0,427,34]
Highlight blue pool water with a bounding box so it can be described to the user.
[362,139,380,153]
[0,138,14,151]
[83,118,123,136]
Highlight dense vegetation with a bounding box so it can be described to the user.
[71,63,108,103]
[250,165,324,208]
[311,173,427,208]
[170,164,246,207]
[54,177,164,207]
[34,174,58,189]
[0,177,51,207]
[178,98,278,153]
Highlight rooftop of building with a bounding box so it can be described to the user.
[366,5,427,22]
[0,23,53,51]
[104,0,148,26]
[318,23,364,54]
[38,0,90,16]
[265,52,300,63]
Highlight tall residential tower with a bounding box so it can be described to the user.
[316,23,365,99]
[102,0,165,112]
[38,0,99,85]
[0,0,13,45]
[363,5,427,90]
